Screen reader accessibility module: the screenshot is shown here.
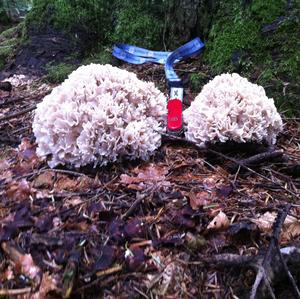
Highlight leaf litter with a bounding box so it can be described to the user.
[0,62,300,298]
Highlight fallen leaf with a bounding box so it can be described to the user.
[33,172,55,189]
[207,211,230,230]
[160,232,185,247]
[282,222,300,241]
[0,159,12,181]
[124,219,146,239]
[108,219,125,243]
[216,184,233,198]
[6,179,32,201]
[54,175,95,192]
[252,211,300,242]
[1,241,42,289]
[93,245,116,272]
[0,265,14,281]
[18,138,37,161]
[54,176,80,191]
[120,163,170,190]
[125,247,146,271]
[31,272,59,299]
[35,214,53,233]
[189,191,212,210]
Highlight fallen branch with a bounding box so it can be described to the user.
[0,105,36,123]
[40,168,87,177]
[96,264,123,277]
[239,150,284,167]
[0,96,26,108]
[121,192,148,220]
[250,204,291,299]
[276,243,300,299]
[0,287,31,296]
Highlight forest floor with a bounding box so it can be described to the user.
[0,60,300,299]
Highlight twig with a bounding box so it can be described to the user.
[76,275,117,293]
[11,125,31,135]
[276,243,300,299]
[250,204,291,299]
[134,286,149,299]
[0,105,36,122]
[239,150,284,167]
[96,264,123,277]
[0,287,31,296]
[251,265,275,299]
[161,132,299,199]
[121,192,148,220]
[40,168,87,177]
[0,96,26,108]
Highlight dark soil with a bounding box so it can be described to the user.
[0,27,81,80]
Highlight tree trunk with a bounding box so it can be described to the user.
[165,0,219,48]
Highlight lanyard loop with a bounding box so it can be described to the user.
[112,38,205,134]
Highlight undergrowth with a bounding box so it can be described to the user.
[45,63,76,83]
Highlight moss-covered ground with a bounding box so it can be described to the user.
[1,0,299,115]
[204,0,300,115]
[0,23,24,71]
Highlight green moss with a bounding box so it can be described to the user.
[250,0,286,23]
[111,2,164,49]
[45,63,77,83]
[0,2,10,24]
[26,0,112,44]
[82,48,112,65]
[0,59,5,70]
[0,23,24,71]
[206,19,259,73]
[205,0,300,115]
[190,73,208,93]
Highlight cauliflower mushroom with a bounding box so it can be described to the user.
[33,64,167,168]
[183,73,283,147]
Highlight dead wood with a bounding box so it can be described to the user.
[238,150,284,167]
[0,104,36,122]
[250,204,291,299]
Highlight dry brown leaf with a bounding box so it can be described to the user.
[252,212,300,242]
[282,222,300,242]
[6,179,32,201]
[33,171,55,189]
[252,212,298,232]
[20,253,41,282]
[121,163,170,190]
[0,265,14,281]
[0,159,13,181]
[1,242,42,289]
[189,191,212,210]
[64,196,84,207]
[252,211,276,232]
[54,176,79,191]
[31,272,60,299]
[54,175,95,192]
[207,211,230,230]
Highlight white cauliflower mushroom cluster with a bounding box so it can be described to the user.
[33,64,167,168]
[183,73,283,147]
